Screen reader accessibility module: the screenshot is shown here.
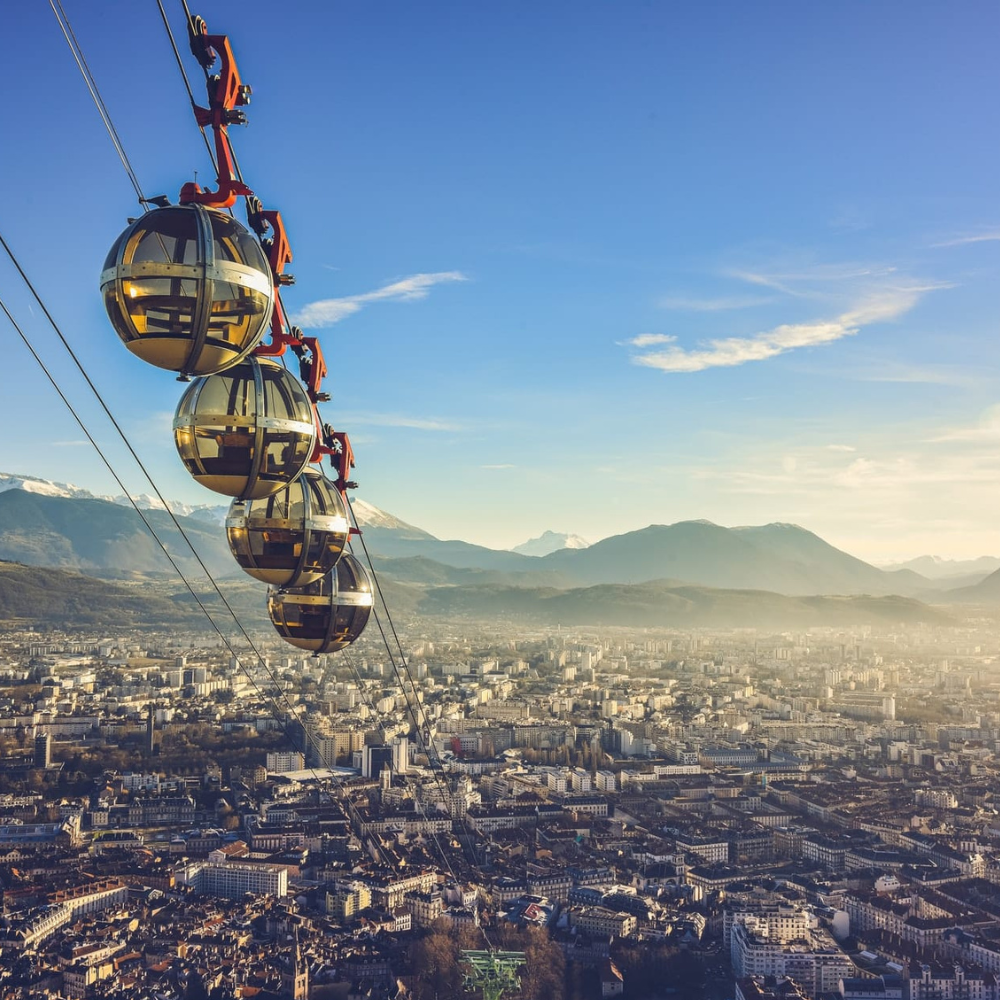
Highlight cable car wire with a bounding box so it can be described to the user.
[341,646,464,883]
[48,0,145,204]
[346,498,445,768]
[0,265,396,869]
[0,290,276,725]
[154,0,220,177]
[0,230,377,847]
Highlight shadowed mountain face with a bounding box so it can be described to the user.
[0,560,249,629]
[415,581,952,628]
[945,567,1000,604]
[0,558,948,632]
[539,520,930,595]
[0,490,235,579]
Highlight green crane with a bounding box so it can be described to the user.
[460,950,525,1000]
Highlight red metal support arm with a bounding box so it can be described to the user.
[180,15,351,485]
[179,25,253,208]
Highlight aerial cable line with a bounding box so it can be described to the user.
[153,0,220,177]
[341,645,464,882]
[348,552,489,877]
[342,498,481,860]
[0,292,274,719]
[0,230,352,815]
[48,0,146,204]
[0,269,394,873]
[346,497,446,767]
[348,567,460,819]
[342,645,501,954]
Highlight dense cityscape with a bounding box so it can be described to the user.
[2,615,1000,999]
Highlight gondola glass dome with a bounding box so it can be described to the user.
[226,467,350,587]
[268,554,373,653]
[173,356,316,499]
[101,205,274,376]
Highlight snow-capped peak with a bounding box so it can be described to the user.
[0,472,102,501]
[349,498,434,537]
[511,530,590,557]
[110,494,229,523]
[0,473,228,523]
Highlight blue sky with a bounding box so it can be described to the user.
[0,0,998,561]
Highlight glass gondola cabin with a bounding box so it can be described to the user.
[174,356,316,499]
[268,554,373,654]
[101,205,274,377]
[227,467,350,587]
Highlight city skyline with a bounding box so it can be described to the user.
[1,1,998,562]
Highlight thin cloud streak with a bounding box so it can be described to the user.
[293,271,467,328]
[727,263,898,297]
[339,412,461,432]
[931,231,1000,248]
[658,294,775,312]
[628,286,935,374]
[626,334,677,348]
[928,404,1000,443]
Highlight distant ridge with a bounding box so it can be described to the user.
[880,553,1000,581]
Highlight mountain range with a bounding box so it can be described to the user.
[2,473,1000,629]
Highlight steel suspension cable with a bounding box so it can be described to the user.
[0,230,354,804]
[346,497,445,763]
[154,0,220,175]
[48,0,145,204]
[342,645,465,885]
[0,275,392,870]
[0,292,282,732]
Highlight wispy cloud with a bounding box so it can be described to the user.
[829,205,871,234]
[727,263,897,297]
[51,440,88,447]
[626,334,677,348]
[339,412,461,432]
[481,464,514,470]
[658,294,775,312]
[931,230,1000,248]
[293,271,467,328]
[628,286,930,374]
[850,363,976,387]
[826,444,856,453]
[928,404,1000,443]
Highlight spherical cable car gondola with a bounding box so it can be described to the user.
[99,13,373,657]
[226,466,350,587]
[173,356,317,499]
[101,205,274,377]
[268,554,373,654]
